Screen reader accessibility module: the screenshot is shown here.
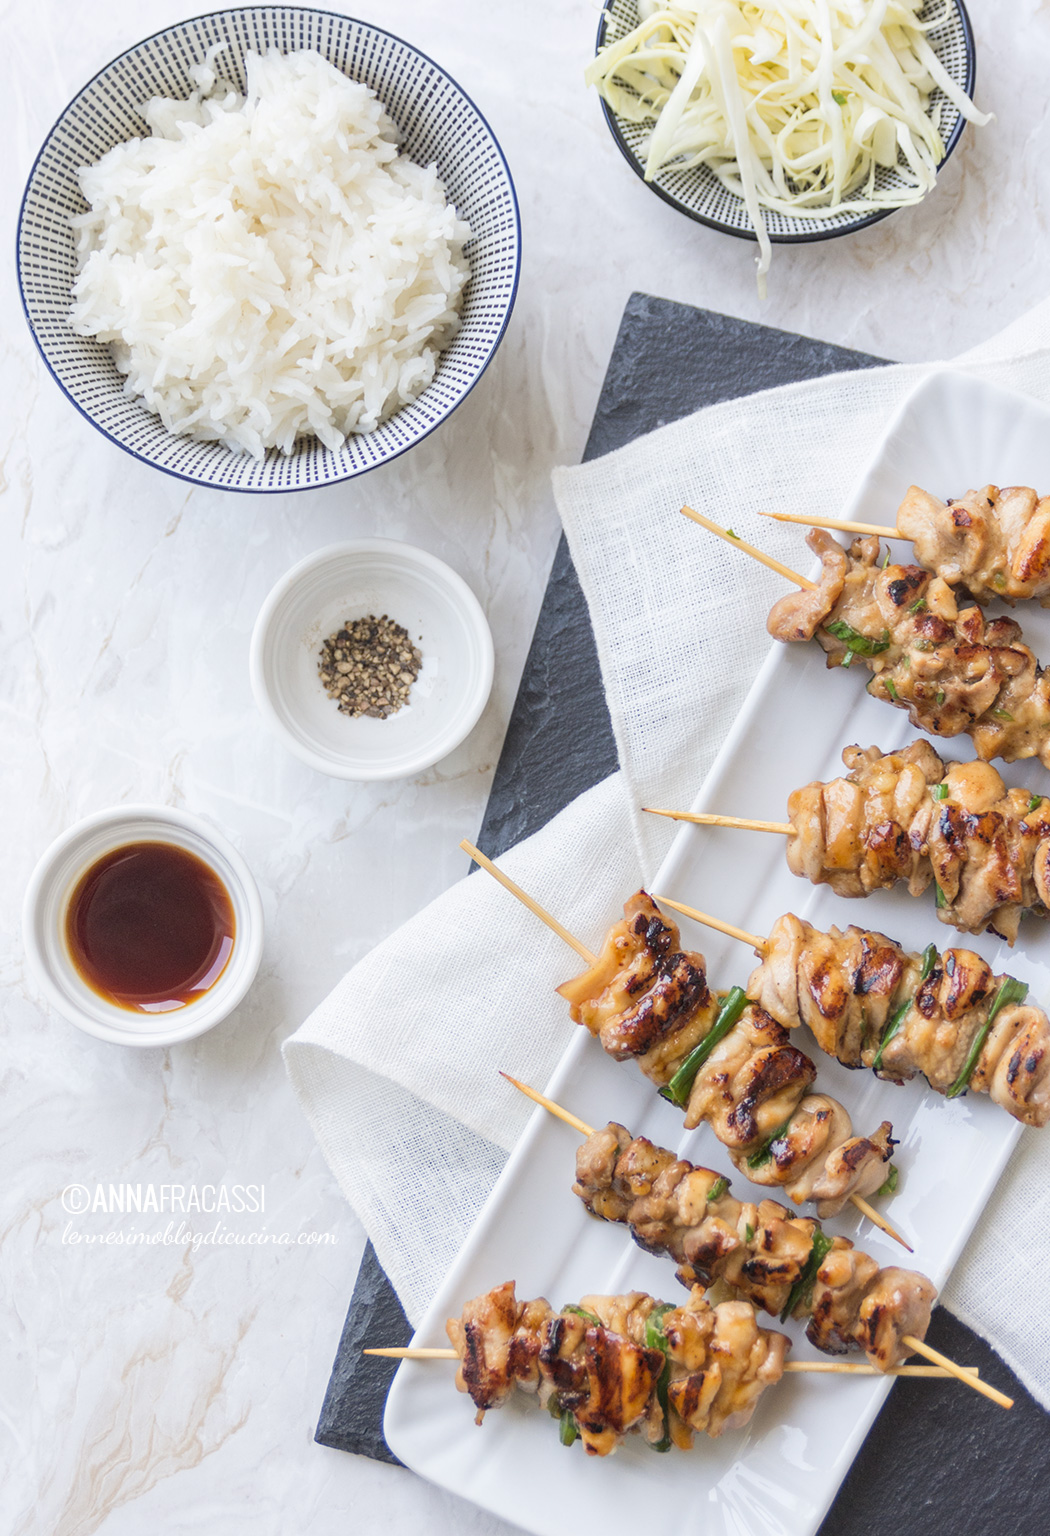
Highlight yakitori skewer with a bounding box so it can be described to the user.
[366,1347,977,1378]
[645,741,1050,945]
[461,841,907,1246]
[683,505,1050,769]
[364,1279,998,1458]
[655,894,1050,1129]
[762,483,1050,607]
[498,1073,1006,1406]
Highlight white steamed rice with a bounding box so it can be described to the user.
[70,48,472,457]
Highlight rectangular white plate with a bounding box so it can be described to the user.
[385,370,1050,1536]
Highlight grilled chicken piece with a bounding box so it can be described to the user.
[558,893,716,1086]
[572,1125,935,1370]
[854,1266,938,1371]
[559,894,896,1214]
[898,483,1050,607]
[667,1300,789,1438]
[446,1282,787,1454]
[784,742,1050,942]
[767,528,847,640]
[767,527,1050,767]
[748,912,1050,1127]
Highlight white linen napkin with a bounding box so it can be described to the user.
[285,298,1050,1407]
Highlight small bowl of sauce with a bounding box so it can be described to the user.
[24,807,263,1046]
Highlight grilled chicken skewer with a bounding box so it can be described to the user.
[463,841,901,1238]
[682,505,1050,768]
[557,891,896,1218]
[657,897,1050,1129]
[645,740,1050,945]
[499,1072,935,1375]
[440,1281,791,1454]
[764,483,1050,607]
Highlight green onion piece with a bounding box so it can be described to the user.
[660,988,749,1108]
[841,650,854,669]
[559,1410,578,1447]
[882,547,891,569]
[991,571,1006,589]
[747,1114,795,1170]
[562,1304,601,1327]
[547,1394,562,1419]
[876,1164,899,1198]
[933,783,949,801]
[645,1304,676,1452]
[993,708,1014,722]
[909,597,926,614]
[726,527,739,539]
[745,1223,755,1243]
[946,977,1029,1099]
[873,945,937,1070]
[935,882,947,909]
[935,690,946,705]
[825,619,891,656]
[884,677,899,702]
[780,1229,835,1323]
[832,89,847,105]
[707,1176,729,1202]
[1029,794,1042,813]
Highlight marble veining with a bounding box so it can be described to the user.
[3,1,1049,1532]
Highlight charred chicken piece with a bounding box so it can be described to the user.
[767,527,1050,768]
[573,1123,936,1372]
[558,893,895,1216]
[786,741,1050,944]
[747,913,1050,1127]
[898,484,1050,607]
[446,1281,788,1455]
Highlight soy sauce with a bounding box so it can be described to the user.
[65,842,235,1013]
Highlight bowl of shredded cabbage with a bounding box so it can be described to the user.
[588,0,986,294]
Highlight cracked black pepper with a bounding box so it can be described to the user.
[318,614,423,719]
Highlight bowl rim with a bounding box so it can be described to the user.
[22,804,265,1047]
[15,4,522,494]
[249,537,496,780]
[593,0,976,246]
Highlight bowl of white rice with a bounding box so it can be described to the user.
[17,8,521,492]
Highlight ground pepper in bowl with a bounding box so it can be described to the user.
[318,614,422,719]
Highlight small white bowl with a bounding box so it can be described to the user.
[250,540,494,780]
[23,806,264,1047]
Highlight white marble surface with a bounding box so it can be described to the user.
[3,2,1049,1532]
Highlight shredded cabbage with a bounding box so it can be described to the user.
[587,0,991,295]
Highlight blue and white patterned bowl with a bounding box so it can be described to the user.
[595,0,976,248]
[16,7,521,493]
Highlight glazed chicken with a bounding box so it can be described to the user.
[767,527,1050,767]
[446,1281,788,1455]
[747,913,1050,1127]
[557,893,894,1217]
[573,1123,936,1371]
[898,484,1050,606]
[786,741,1050,943]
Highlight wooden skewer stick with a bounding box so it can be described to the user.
[680,505,817,591]
[460,839,596,963]
[644,807,794,836]
[657,893,914,1252]
[654,893,766,953]
[500,1071,595,1137]
[362,1345,977,1378]
[901,1336,1012,1409]
[762,510,902,540]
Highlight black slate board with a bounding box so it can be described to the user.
[316,296,1049,1531]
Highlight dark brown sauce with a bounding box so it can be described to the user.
[65,842,235,1013]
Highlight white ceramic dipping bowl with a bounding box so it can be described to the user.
[23,805,264,1047]
[250,540,494,780]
